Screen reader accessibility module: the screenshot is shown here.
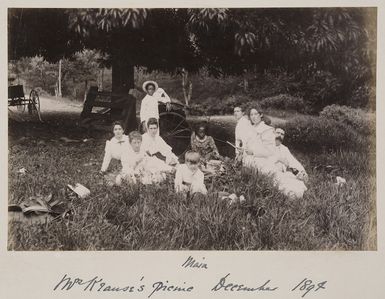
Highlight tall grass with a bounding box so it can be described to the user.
[8,119,376,251]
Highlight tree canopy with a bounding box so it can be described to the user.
[8,7,376,108]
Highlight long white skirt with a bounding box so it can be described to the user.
[243,155,307,198]
[273,171,307,199]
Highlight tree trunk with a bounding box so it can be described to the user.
[84,80,88,103]
[181,68,192,107]
[98,68,104,91]
[243,69,249,92]
[58,59,62,97]
[111,46,136,132]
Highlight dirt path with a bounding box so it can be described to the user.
[10,96,287,126]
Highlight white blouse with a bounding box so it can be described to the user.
[274,143,305,173]
[121,145,147,175]
[141,133,178,164]
[174,164,207,195]
[245,121,276,156]
[100,135,130,172]
[235,116,252,150]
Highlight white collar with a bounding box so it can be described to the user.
[111,135,128,144]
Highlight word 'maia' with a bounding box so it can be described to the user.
[181,256,208,269]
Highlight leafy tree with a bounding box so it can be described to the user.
[9,7,376,112]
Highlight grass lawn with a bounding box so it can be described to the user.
[8,113,376,250]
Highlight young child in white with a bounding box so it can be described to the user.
[175,151,207,195]
[120,131,147,183]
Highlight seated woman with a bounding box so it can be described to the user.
[100,121,131,185]
[242,106,278,175]
[140,118,179,184]
[243,108,307,198]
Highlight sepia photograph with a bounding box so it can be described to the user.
[7,7,377,251]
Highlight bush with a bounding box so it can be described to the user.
[280,115,369,152]
[259,94,305,112]
[320,104,375,135]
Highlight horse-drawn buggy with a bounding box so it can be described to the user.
[8,82,42,121]
[80,86,192,156]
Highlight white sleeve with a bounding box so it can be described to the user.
[101,141,112,172]
[158,137,177,162]
[140,97,148,123]
[235,124,241,148]
[285,148,305,172]
[156,88,171,103]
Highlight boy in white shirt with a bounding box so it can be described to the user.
[175,151,207,195]
[140,81,171,132]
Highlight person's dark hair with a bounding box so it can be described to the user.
[263,115,272,125]
[248,105,271,125]
[147,117,159,128]
[235,104,247,113]
[195,122,208,134]
[112,121,124,132]
[145,82,156,91]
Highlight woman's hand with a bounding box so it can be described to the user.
[166,102,172,112]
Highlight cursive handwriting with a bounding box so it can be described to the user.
[181,256,208,269]
[53,274,145,293]
[212,273,278,292]
[148,280,194,298]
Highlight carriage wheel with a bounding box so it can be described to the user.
[159,111,192,156]
[28,90,40,114]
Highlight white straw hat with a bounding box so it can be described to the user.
[142,81,159,93]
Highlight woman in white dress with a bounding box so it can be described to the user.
[243,108,308,198]
[140,118,179,184]
[243,106,278,175]
[100,121,130,173]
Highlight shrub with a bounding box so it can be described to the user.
[320,104,375,135]
[259,94,305,112]
[280,115,369,152]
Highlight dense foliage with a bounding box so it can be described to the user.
[8,8,376,109]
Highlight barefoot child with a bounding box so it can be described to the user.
[175,151,207,195]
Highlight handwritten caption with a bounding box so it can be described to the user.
[53,255,327,298]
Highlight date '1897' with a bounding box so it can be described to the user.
[291,278,327,297]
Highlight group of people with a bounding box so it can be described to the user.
[234,105,308,198]
[100,80,308,199]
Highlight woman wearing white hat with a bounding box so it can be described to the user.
[140,81,171,132]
